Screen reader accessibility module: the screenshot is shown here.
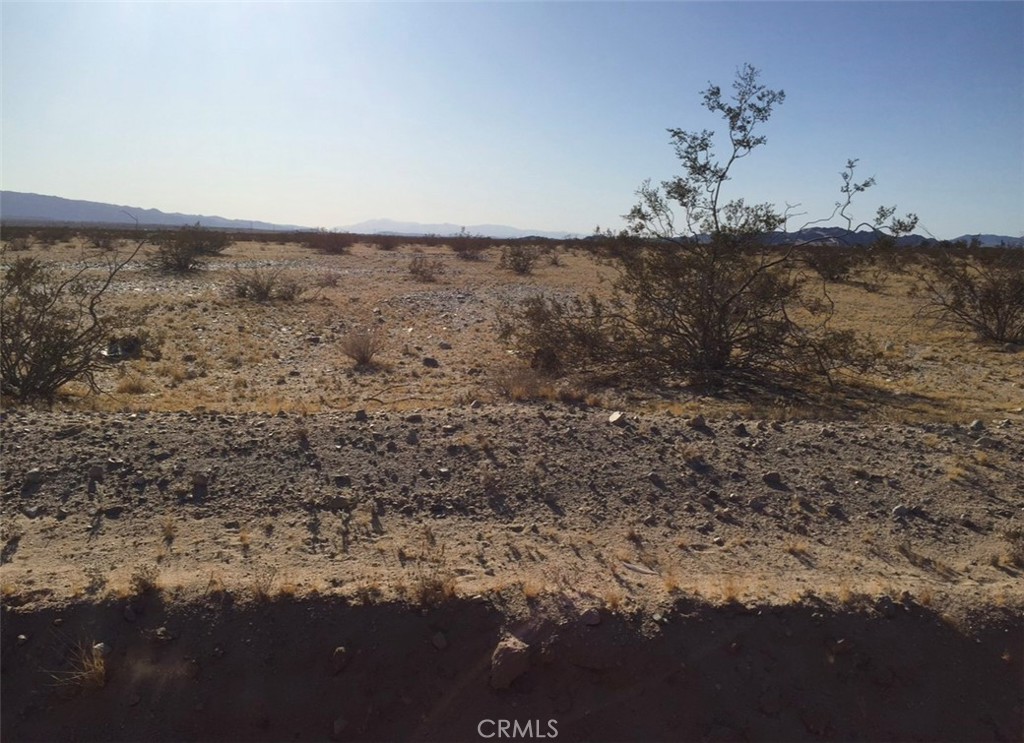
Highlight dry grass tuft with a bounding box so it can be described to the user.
[50,641,106,691]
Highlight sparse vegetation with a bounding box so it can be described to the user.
[408,254,445,282]
[499,244,539,275]
[151,223,231,273]
[228,265,305,303]
[499,66,915,388]
[1,239,147,401]
[340,325,385,368]
[914,246,1024,343]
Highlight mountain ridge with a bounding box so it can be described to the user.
[1,191,1019,246]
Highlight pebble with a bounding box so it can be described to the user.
[762,471,784,488]
[581,608,602,626]
[331,646,348,675]
[490,636,530,689]
[431,631,448,650]
[608,411,627,427]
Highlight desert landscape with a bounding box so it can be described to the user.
[1,227,1022,741]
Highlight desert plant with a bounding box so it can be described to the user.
[913,247,1024,343]
[1,240,147,401]
[303,231,355,255]
[340,326,385,368]
[227,265,304,303]
[151,223,231,272]
[50,641,106,691]
[500,65,915,387]
[408,254,445,282]
[499,244,539,275]
[450,228,490,260]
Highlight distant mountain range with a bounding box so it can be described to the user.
[335,218,574,240]
[0,191,307,232]
[1,191,1020,246]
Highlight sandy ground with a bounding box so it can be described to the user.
[2,237,1023,741]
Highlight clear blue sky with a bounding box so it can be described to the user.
[2,1,1022,239]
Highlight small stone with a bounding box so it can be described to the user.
[21,505,40,519]
[123,605,137,622]
[354,409,368,422]
[581,608,602,626]
[732,422,748,436]
[762,471,784,488]
[608,411,627,427]
[192,472,209,488]
[52,618,63,627]
[712,536,725,546]
[405,431,419,445]
[93,642,111,657]
[16,634,28,646]
[490,636,530,689]
[405,413,423,423]
[891,504,909,519]
[24,468,44,486]
[875,595,898,618]
[974,436,999,449]
[968,419,985,432]
[647,471,664,487]
[332,474,352,488]
[88,464,105,482]
[687,414,706,429]
[438,341,452,350]
[432,632,448,650]
[422,357,440,368]
[306,335,321,344]
[331,646,348,675]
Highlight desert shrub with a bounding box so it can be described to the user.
[408,254,445,282]
[227,265,304,303]
[800,245,860,282]
[1,241,147,401]
[497,293,615,376]
[6,236,34,252]
[450,230,490,260]
[371,235,404,251]
[500,65,913,388]
[499,244,539,275]
[340,326,385,368]
[152,223,231,272]
[303,231,355,255]
[913,247,1024,343]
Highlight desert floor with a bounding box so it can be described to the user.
[2,237,1022,741]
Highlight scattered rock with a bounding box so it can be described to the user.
[875,595,898,618]
[331,646,349,675]
[332,474,353,488]
[608,411,627,427]
[974,436,999,450]
[891,504,909,519]
[353,409,368,422]
[581,608,602,626]
[24,468,44,486]
[123,605,137,622]
[732,422,748,436]
[762,471,784,488]
[405,414,423,424]
[16,634,28,646]
[438,341,452,350]
[88,464,105,482]
[422,357,440,368]
[687,414,706,429]
[968,419,985,432]
[192,471,210,488]
[490,636,530,689]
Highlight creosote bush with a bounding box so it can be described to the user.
[408,254,445,282]
[1,240,147,401]
[499,244,539,275]
[500,64,915,388]
[913,247,1024,343]
[303,231,355,255]
[152,223,232,273]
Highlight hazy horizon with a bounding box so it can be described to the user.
[2,2,1022,240]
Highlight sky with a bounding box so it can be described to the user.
[2,2,1022,239]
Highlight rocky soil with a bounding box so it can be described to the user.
[2,404,1022,741]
